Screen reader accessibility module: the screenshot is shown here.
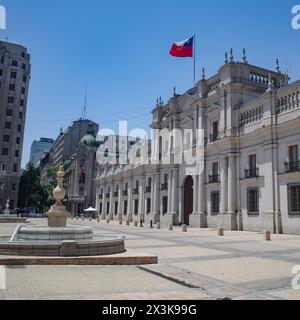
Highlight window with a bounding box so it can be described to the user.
[162,196,168,215]
[9,84,15,91]
[12,184,16,192]
[22,63,26,70]
[289,145,299,162]
[79,186,84,196]
[0,69,2,76]
[23,75,27,83]
[15,150,19,158]
[147,198,151,214]
[114,202,118,215]
[21,52,26,58]
[2,149,8,156]
[10,71,17,79]
[211,192,220,215]
[134,199,139,215]
[123,200,128,215]
[20,99,24,107]
[8,97,14,104]
[1,163,6,172]
[16,137,20,145]
[5,122,11,129]
[247,188,259,215]
[288,184,300,215]
[0,57,3,63]
[106,202,110,215]
[249,154,257,169]
[99,203,103,215]
[211,121,219,141]
[18,125,21,132]
[3,135,9,143]
[21,87,25,94]
[6,109,12,117]
[12,60,18,67]
[209,163,220,183]
[19,112,23,119]
[13,164,18,172]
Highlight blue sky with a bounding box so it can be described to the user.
[1,0,299,166]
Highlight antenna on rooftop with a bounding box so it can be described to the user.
[82,85,88,120]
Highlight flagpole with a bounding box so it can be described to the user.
[193,34,196,88]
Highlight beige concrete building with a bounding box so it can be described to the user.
[64,127,99,216]
[96,51,300,234]
[0,41,31,211]
[40,119,99,183]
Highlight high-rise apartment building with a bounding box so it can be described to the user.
[0,41,31,211]
[30,138,54,167]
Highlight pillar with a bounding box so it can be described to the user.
[139,175,146,222]
[220,156,228,214]
[128,178,134,222]
[117,182,123,220]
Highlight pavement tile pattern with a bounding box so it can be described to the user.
[1,219,300,300]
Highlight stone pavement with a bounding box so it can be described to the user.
[1,219,300,300]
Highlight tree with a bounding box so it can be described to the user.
[18,162,46,211]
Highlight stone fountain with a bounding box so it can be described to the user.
[0,166,125,257]
[0,199,27,224]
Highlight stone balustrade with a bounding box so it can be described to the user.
[239,105,264,127]
[276,90,300,115]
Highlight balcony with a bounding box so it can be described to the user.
[209,174,220,183]
[114,192,119,197]
[245,168,259,179]
[285,161,300,173]
[99,194,103,200]
[146,186,151,193]
[133,188,139,195]
[106,193,110,199]
[210,132,219,142]
[123,190,128,196]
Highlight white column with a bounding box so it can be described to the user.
[102,184,107,219]
[193,175,198,213]
[128,178,133,222]
[220,156,228,214]
[139,175,146,222]
[198,164,206,214]
[167,170,172,213]
[193,109,198,145]
[171,168,179,213]
[117,182,123,220]
[109,183,114,219]
[152,172,160,213]
[228,154,237,214]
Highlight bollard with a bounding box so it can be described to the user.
[263,230,271,241]
[156,222,161,230]
[126,221,130,226]
[140,219,144,228]
[182,224,188,232]
[150,221,153,229]
[168,224,173,231]
[97,217,100,223]
[106,219,110,224]
[218,227,224,236]
[134,221,138,227]
[119,219,122,225]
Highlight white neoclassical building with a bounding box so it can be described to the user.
[96,52,300,234]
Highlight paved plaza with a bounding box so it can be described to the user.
[1,219,300,300]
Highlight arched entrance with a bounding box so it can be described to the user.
[183,176,193,225]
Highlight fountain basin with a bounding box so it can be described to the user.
[0,235,126,257]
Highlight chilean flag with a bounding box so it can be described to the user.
[170,37,194,58]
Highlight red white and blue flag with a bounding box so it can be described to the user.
[170,37,194,58]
